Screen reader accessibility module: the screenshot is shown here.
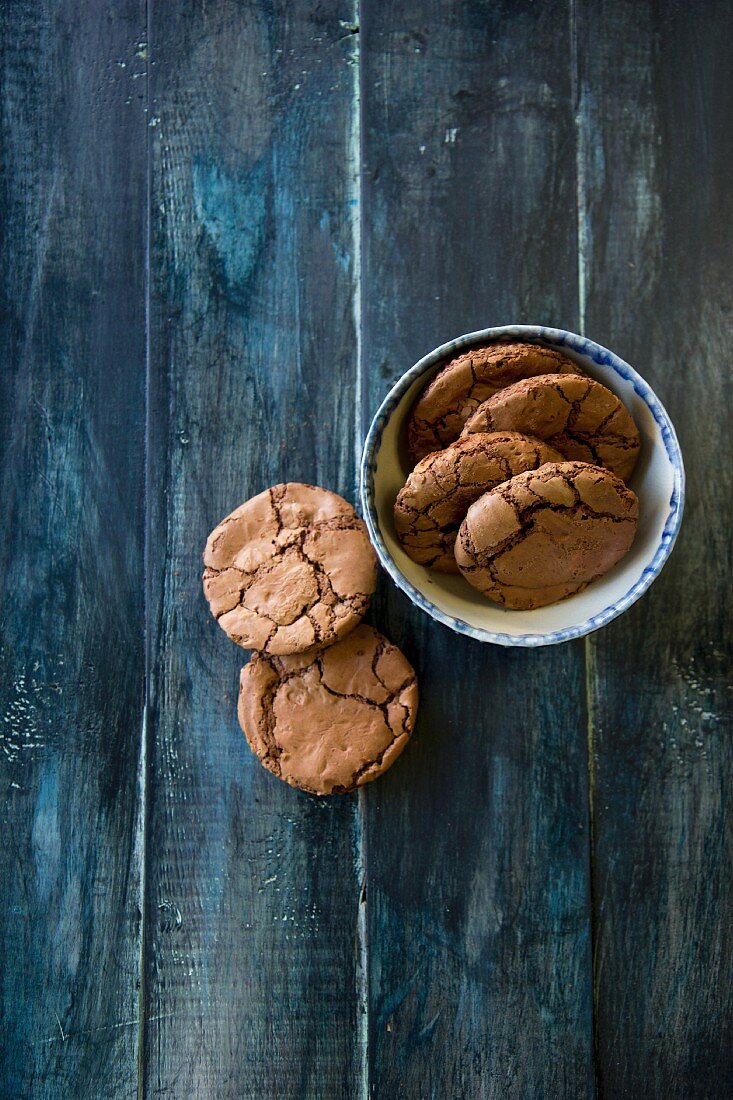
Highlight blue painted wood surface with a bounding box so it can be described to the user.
[360,1,593,1095]
[142,2,364,1096]
[578,3,733,1096]
[1,1,731,1097]
[0,1,146,1095]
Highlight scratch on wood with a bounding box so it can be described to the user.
[40,1012,178,1046]
[54,1011,67,1044]
[356,789,369,1100]
[33,398,53,441]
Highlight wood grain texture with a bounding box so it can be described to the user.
[3,2,732,1096]
[577,0,733,1094]
[360,2,594,1095]
[0,1,146,1096]
[143,2,364,1096]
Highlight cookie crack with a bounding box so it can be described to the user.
[465,496,635,570]
[370,636,389,693]
[592,403,625,436]
[336,684,418,791]
[254,661,285,775]
[555,429,639,473]
[269,484,286,535]
[209,514,241,554]
[315,661,394,716]
[218,512,371,643]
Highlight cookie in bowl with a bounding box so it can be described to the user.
[406,341,580,463]
[394,431,563,572]
[462,373,641,481]
[454,461,639,610]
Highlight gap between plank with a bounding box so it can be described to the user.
[135,706,149,1100]
[137,0,153,1095]
[571,0,588,339]
[570,0,601,1095]
[351,1,370,1096]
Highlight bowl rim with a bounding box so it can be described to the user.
[359,324,686,647]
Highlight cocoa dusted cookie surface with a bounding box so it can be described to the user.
[406,341,580,463]
[455,461,639,610]
[203,483,377,655]
[394,431,563,572]
[462,373,641,481]
[238,625,418,794]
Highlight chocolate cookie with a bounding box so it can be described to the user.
[462,373,641,481]
[455,461,639,610]
[394,432,564,572]
[407,341,580,463]
[203,483,377,655]
[238,625,418,794]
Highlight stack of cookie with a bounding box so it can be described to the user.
[203,483,418,794]
[395,342,641,609]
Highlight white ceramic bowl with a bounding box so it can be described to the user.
[360,325,684,647]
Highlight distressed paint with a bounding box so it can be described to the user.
[0,0,147,1096]
[359,1,594,1095]
[142,1,364,1097]
[1,1,732,1096]
[577,0,733,1095]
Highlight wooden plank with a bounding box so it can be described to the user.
[0,1,146,1096]
[360,2,595,1095]
[577,1,733,1094]
[142,2,363,1096]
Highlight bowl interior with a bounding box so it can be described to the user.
[363,326,683,645]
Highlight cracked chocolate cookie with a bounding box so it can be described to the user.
[203,483,378,655]
[394,432,564,572]
[455,461,639,610]
[406,341,580,463]
[461,373,641,481]
[237,624,418,794]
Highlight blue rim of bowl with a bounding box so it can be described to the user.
[359,325,686,647]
